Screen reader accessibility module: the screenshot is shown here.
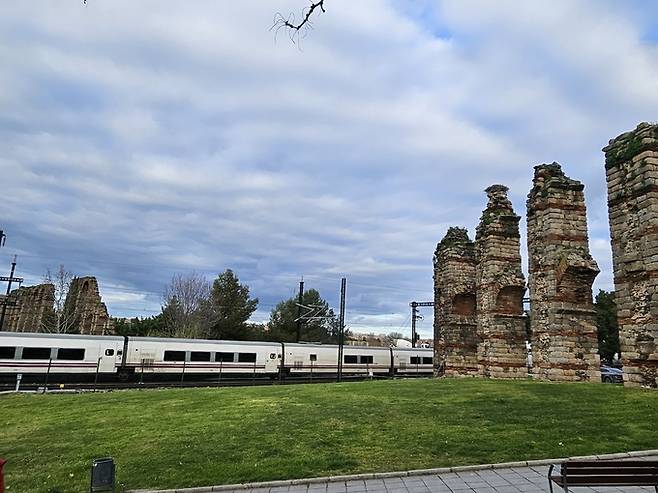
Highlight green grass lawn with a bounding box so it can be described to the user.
[2,378,657,493]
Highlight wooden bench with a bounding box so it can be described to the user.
[548,459,658,492]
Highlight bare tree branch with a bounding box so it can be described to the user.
[272,0,326,45]
[43,264,77,333]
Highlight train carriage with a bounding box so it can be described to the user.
[392,347,434,375]
[0,332,124,383]
[125,337,281,379]
[282,343,394,377]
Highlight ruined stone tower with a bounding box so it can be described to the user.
[475,185,528,378]
[604,122,658,387]
[0,284,55,332]
[433,227,479,377]
[527,163,600,382]
[62,277,113,335]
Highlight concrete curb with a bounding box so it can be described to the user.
[129,449,658,493]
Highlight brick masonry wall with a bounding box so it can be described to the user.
[63,276,113,335]
[433,227,479,377]
[1,284,55,332]
[527,163,600,382]
[604,122,658,388]
[475,185,528,379]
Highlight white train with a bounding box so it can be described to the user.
[0,332,433,383]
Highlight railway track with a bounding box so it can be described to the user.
[0,373,431,393]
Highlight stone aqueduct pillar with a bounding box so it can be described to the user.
[604,123,658,388]
[433,227,479,377]
[474,185,528,378]
[526,163,600,382]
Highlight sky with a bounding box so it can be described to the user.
[1,1,658,339]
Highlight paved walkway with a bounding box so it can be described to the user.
[134,452,658,493]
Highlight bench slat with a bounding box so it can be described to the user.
[563,467,658,475]
[551,475,658,486]
[564,460,658,468]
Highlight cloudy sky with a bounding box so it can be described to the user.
[1,1,658,338]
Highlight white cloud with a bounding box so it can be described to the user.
[0,0,656,335]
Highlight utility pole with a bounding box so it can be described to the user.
[0,255,24,331]
[410,302,418,348]
[295,277,304,342]
[409,301,434,348]
[337,277,346,382]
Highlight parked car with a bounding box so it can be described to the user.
[600,365,623,384]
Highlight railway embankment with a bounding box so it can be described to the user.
[2,378,657,493]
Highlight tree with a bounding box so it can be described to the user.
[268,288,338,343]
[42,264,76,333]
[161,272,211,338]
[113,315,164,337]
[595,289,621,364]
[383,331,406,347]
[206,269,259,340]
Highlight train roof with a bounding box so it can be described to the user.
[393,346,433,352]
[0,331,124,341]
[128,336,281,347]
[284,342,432,352]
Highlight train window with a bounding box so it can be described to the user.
[105,349,115,357]
[57,348,85,360]
[238,352,257,363]
[344,355,357,364]
[360,355,373,364]
[310,354,317,362]
[190,351,211,362]
[269,353,276,359]
[410,356,420,365]
[163,350,186,362]
[0,346,16,359]
[22,347,52,360]
[215,352,234,362]
[423,357,433,365]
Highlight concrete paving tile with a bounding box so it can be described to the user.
[491,486,520,493]
[386,485,409,493]
[463,482,488,489]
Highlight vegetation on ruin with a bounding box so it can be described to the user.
[605,134,644,170]
[2,378,658,493]
[438,227,471,249]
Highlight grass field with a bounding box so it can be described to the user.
[2,378,658,493]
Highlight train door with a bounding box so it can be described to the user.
[98,345,117,373]
[265,350,278,374]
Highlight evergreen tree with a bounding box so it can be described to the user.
[207,269,258,340]
[268,288,338,343]
[594,289,620,364]
[113,315,165,337]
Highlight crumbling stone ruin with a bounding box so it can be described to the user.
[527,163,600,382]
[604,122,658,388]
[0,284,55,332]
[1,275,113,334]
[433,227,478,377]
[63,277,113,335]
[475,185,528,378]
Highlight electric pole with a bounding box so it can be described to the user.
[295,277,304,342]
[0,255,24,330]
[337,277,346,382]
[409,301,434,347]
